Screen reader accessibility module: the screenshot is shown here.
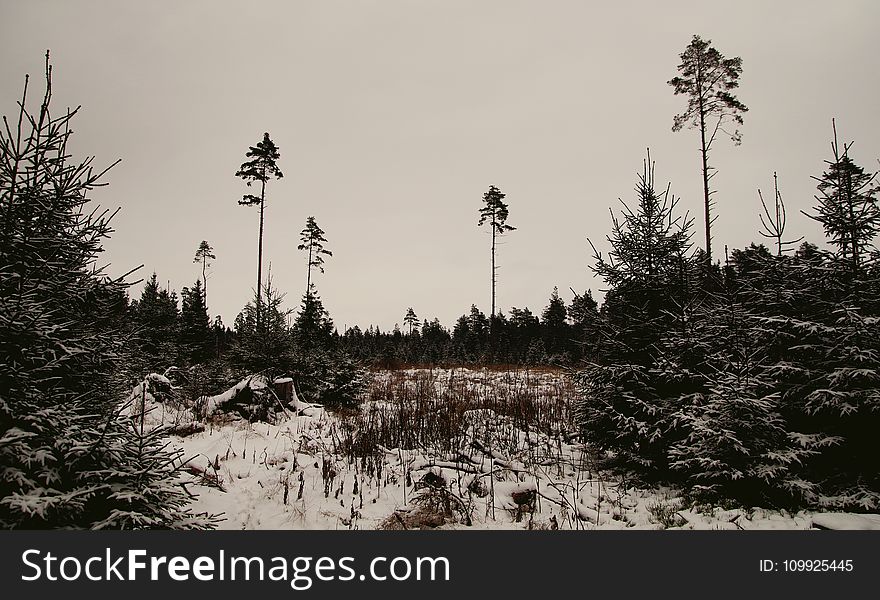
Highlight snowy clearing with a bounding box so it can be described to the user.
[150,368,878,530]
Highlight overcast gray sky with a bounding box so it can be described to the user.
[2,1,878,331]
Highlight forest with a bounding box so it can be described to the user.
[1,32,879,530]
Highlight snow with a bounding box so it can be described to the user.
[202,375,270,416]
[812,513,880,530]
[147,368,880,531]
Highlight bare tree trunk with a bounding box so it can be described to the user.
[774,173,782,256]
[202,259,207,306]
[698,100,712,267]
[491,217,496,317]
[256,175,266,330]
[306,243,312,296]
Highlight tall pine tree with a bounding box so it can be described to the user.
[669,35,747,266]
[236,133,283,328]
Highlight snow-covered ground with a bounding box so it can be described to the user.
[147,368,880,530]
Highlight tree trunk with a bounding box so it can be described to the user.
[491,220,496,317]
[256,176,266,330]
[698,98,712,267]
[202,259,207,306]
[306,243,312,296]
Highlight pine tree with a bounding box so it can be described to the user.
[297,216,332,294]
[193,240,215,305]
[669,35,748,266]
[0,54,212,529]
[478,185,515,318]
[236,133,283,328]
[403,307,420,335]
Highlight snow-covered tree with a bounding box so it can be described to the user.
[576,152,696,471]
[0,55,213,529]
[667,287,815,506]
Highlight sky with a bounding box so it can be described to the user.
[1,1,878,332]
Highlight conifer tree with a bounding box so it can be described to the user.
[569,289,601,361]
[589,151,694,362]
[0,55,212,529]
[180,279,212,364]
[576,152,695,470]
[669,35,747,266]
[193,240,215,305]
[478,185,515,318]
[541,287,569,359]
[231,275,292,377]
[236,133,283,327]
[667,281,815,506]
[803,121,879,280]
[297,216,332,294]
[403,307,420,335]
[292,285,335,353]
[133,273,181,371]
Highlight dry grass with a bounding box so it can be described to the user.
[333,368,578,488]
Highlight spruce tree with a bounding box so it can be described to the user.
[568,289,601,361]
[133,273,181,371]
[180,279,212,364]
[231,276,292,378]
[292,286,335,353]
[0,55,212,529]
[575,152,695,471]
[667,282,814,506]
[541,287,569,360]
[291,287,366,406]
[803,121,879,280]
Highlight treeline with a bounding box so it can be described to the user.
[120,272,601,395]
[338,289,601,367]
